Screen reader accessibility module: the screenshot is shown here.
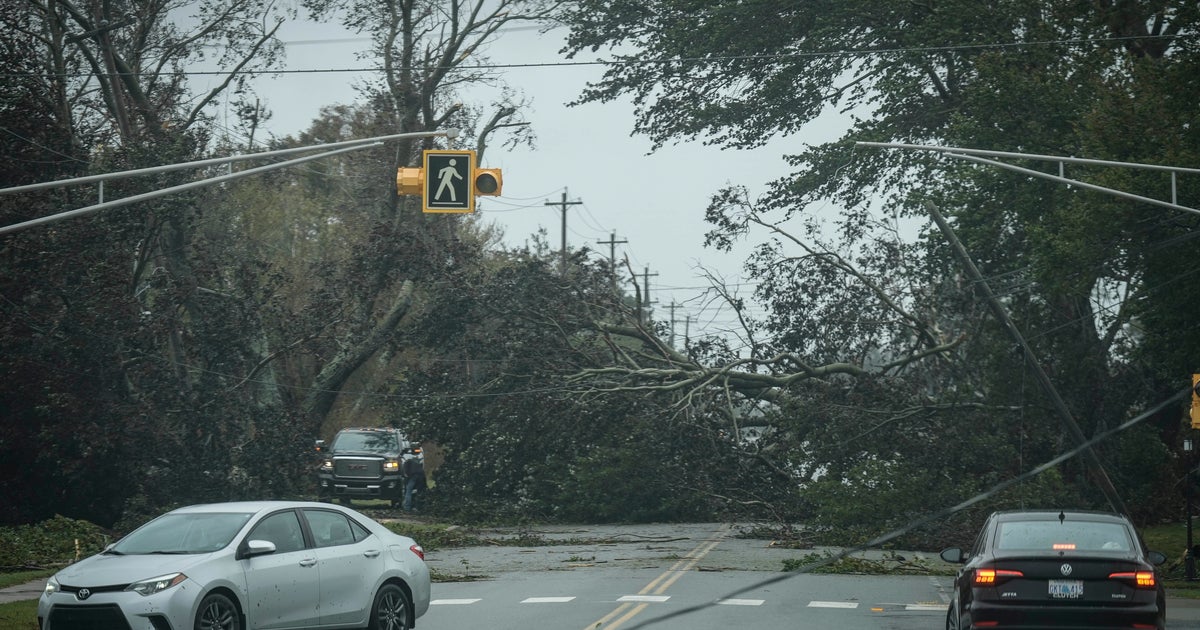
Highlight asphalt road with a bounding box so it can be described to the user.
[417,521,1200,630]
[8,520,1200,629]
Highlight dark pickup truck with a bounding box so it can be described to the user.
[315,427,416,506]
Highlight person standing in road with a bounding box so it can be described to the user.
[402,452,425,512]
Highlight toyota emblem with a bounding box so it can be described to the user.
[76,588,91,601]
[1060,563,1073,576]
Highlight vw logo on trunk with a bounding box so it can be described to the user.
[1060,563,1073,576]
[76,588,91,600]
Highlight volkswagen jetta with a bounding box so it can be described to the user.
[940,509,1166,630]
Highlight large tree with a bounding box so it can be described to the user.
[0,0,291,525]
[556,0,1200,525]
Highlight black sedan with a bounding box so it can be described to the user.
[940,509,1167,630]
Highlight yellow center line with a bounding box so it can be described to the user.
[585,525,730,630]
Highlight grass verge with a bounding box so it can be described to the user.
[0,600,38,630]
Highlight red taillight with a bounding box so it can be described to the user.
[409,544,425,561]
[974,568,1023,585]
[1051,543,1076,550]
[1109,571,1156,588]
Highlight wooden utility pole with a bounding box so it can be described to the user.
[545,190,582,276]
[597,231,627,292]
[667,301,679,347]
[638,266,658,325]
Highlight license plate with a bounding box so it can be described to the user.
[1048,580,1084,599]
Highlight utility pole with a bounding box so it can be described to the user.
[667,301,679,347]
[926,201,1129,517]
[545,190,582,276]
[638,266,658,325]
[597,231,628,293]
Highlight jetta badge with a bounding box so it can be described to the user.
[76,588,91,601]
[1060,563,1073,576]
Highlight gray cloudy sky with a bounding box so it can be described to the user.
[220,15,848,346]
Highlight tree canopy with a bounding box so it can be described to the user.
[1,0,1197,538]
[558,0,1200,529]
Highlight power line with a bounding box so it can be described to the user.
[7,34,1195,80]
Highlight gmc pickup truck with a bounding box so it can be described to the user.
[315,427,416,506]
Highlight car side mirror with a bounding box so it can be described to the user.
[1148,550,1167,566]
[940,547,965,564]
[237,539,277,560]
[314,439,326,453]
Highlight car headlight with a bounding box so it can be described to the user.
[320,459,333,471]
[126,573,188,596]
[384,459,399,472]
[44,577,59,596]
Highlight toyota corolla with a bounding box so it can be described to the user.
[38,500,430,630]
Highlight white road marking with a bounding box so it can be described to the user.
[617,595,671,603]
[808,601,859,609]
[430,598,482,605]
[905,604,946,611]
[522,597,576,603]
[717,598,765,606]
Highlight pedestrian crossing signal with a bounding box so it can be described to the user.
[394,150,504,213]
[423,150,475,213]
[1192,374,1200,429]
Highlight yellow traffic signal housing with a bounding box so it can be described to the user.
[396,167,424,196]
[1192,373,1200,429]
[396,151,503,212]
[474,167,503,196]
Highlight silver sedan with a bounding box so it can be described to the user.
[38,500,431,630]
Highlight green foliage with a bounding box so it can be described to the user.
[0,517,110,569]
[543,430,714,523]
[0,599,39,630]
[558,0,1200,527]
[382,523,485,551]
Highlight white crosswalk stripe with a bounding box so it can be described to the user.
[618,595,671,602]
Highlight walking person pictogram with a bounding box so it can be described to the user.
[422,150,475,213]
[435,159,462,201]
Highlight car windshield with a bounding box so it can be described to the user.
[996,520,1133,552]
[332,431,399,453]
[111,512,254,554]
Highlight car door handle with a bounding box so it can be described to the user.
[299,558,317,567]
[363,549,381,558]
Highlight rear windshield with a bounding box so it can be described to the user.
[996,520,1133,552]
[332,431,401,453]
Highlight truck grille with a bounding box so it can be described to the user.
[47,604,132,630]
[333,456,383,478]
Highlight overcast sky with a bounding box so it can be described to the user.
[217,14,851,347]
